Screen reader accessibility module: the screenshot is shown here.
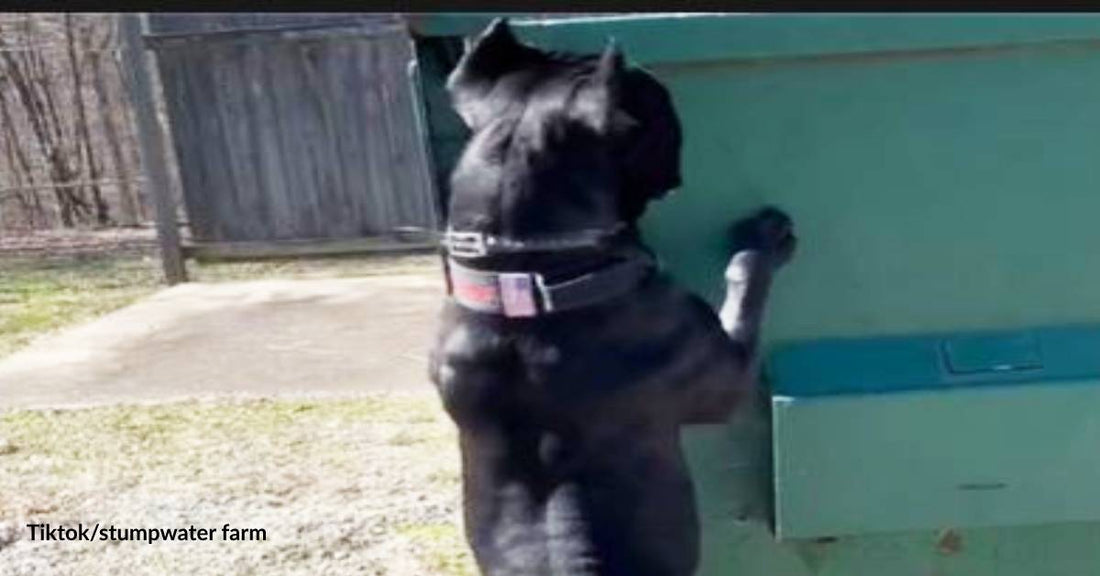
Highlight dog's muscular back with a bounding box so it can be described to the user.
[430,274,745,575]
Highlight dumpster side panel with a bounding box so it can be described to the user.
[661,42,1100,576]
[650,47,1100,342]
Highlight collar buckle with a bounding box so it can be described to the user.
[445,230,488,258]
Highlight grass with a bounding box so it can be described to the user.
[0,251,439,360]
[0,255,162,359]
[397,523,477,576]
[0,394,474,575]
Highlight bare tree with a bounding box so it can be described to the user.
[1,16,86,226]
[0,78,47,227]
[65,13,110,225]
[88,16,140,226]
[0,13,147,232]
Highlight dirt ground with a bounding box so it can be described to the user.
[0,273,443,410]
[0,227,441,363]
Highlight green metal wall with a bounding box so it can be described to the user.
[410,14,1100,575]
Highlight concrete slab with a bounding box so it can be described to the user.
[0,273,445,410]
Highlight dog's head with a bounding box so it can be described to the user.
[445,18,682,237]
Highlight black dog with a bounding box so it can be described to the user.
[429,19,796,576]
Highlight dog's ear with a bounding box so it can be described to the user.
[575,42,679,218]
[446,18,536,129]
[450,18,524,87]
[616,68,683,219]
[572,40,636,135]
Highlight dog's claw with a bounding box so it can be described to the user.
[728,206,797,266]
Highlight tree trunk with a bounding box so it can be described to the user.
[112,43,149,220]
[65,13,110,226]
[89,19,139,226]
[1,16,91,227]
[0,88,46,227]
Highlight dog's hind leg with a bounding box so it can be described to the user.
[718,207,796,359]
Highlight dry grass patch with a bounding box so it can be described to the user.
[0,393,474,575]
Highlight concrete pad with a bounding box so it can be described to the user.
[0,273,445,410]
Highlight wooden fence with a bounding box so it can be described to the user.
[143,14,439,258]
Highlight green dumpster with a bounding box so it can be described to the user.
[408,14,1100,576]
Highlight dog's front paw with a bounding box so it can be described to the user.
[728,206,797,267]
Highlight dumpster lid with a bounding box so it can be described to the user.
[767,323,1100,398]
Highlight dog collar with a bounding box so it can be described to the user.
[445,257,653,318]
[442,223,628,259]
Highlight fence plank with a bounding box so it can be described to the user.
[146,15,437,250]
[183,237,436,261]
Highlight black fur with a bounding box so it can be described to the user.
[429,19,796,576]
